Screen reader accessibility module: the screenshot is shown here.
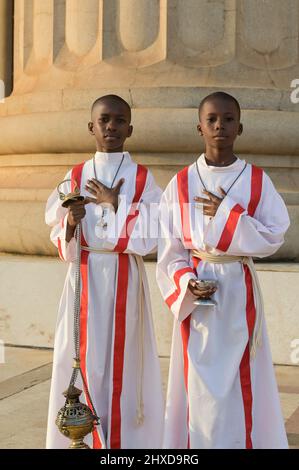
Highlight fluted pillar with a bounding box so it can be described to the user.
[0,0,298,259]
[0,0,13,98]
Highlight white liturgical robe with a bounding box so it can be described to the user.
[157,154,290,449]
[45,151,164,449]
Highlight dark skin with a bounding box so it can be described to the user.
[188,97,243,299]
[66,99,133,242]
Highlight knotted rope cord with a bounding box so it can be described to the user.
[192,249,263,358]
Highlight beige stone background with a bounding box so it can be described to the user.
[0,0,299,367]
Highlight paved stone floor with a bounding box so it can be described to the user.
[0,346,298,449]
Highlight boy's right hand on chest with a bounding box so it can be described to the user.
[67,199,92,227]
[188,279,217,299]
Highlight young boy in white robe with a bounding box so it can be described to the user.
[45,94,164,449]
[156,91,290,449]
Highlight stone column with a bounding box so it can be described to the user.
[0,0,298,362]
[0,0,298,258]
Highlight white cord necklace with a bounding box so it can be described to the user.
[93,153,125,189]
[196,155,247,197]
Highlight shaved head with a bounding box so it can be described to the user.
[88,94,133,152]
[198,92,241,120]
[91,94,131,122]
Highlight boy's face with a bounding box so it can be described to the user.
[88,100,133,152]
[197,98,242,150]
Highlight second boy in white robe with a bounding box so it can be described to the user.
[157,154,290,449]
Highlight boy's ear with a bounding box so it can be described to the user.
[127,125,133,138]
[238,123,243,135]
[197,124,203,136]
[88,121,94,135]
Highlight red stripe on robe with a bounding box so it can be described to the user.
[216,204,245,252]
[248,166,263,217]
[57,210,66,260]
[177,167,192,247]
[240,265,256,449]
[114,165,147,253]
[71,162,88,247]
[216,165,263,252]
[239,165,263,449]
[165,267,195,309]
[110,165,147,447]
[110,254,129,448]
[181,315,191,449]
[57,238,64,260]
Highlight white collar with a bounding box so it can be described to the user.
[197,153,244,172]
[94,151,131,164]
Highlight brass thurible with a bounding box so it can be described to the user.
[57,179,85,208]
[56,384,98,449]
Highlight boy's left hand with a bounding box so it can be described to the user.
[85,178,124,212]
[194,187,226,217]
